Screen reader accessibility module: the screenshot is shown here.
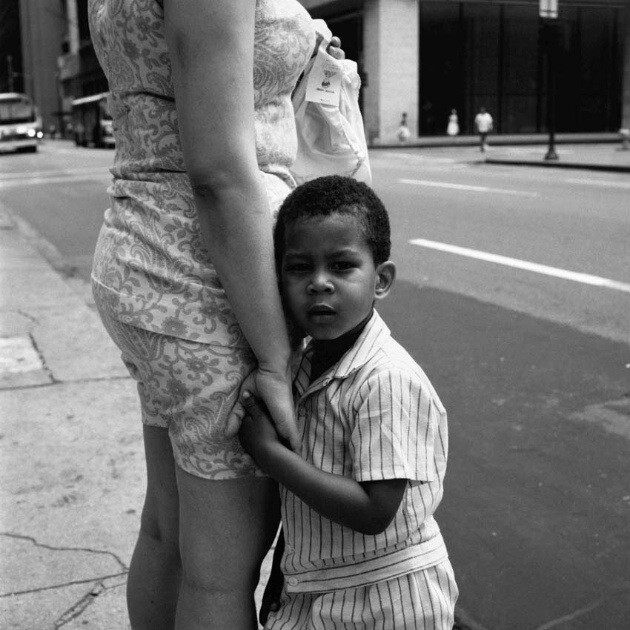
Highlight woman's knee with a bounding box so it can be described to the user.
[139,425,180,547]
[139,498,179,549]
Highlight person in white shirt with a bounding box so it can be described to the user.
[239,175,458,629]
[474,107,493,152]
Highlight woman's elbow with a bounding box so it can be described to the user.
[188,168,234,202]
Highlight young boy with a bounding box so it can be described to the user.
[239,175,458,629]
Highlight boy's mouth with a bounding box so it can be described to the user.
[307,304,336,320]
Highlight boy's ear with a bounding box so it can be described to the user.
[374,261,396,300]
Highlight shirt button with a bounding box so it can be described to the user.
[287,577,299,586]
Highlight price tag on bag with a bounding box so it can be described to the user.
[305,49,342,107]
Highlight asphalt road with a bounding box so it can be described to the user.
[1,141,629,629]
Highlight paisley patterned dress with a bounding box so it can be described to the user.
[88,0,315,478]
[89,0,315,345]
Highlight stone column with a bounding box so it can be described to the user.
[363,0,419,144]
[66,0,80,54]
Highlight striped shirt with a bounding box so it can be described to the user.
[281,311,450,593]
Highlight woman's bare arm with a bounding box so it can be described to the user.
[164,0,297,448]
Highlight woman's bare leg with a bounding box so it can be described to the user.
[127,425,182,630]
[175,468,280,630]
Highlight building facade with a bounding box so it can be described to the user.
[303,0,630,143]
[14,0,628,144]
[0,1,67,133]
[0,0,23,93]
[56,0,108,135]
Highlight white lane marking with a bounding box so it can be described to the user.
[378,152,457,163]
[0,167,106,181]
[409,238,630,294]
[565,177,630,190]
[0,171,110,189]
[399,178,537,197]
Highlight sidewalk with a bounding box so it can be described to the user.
[0,203,141,629]
[373,134,630,172]
[0,205,272,629]
[483,141,630,172]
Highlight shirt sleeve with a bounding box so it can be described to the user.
[349,369,442,483]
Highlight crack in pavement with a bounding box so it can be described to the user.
[0,531,129,598]
[53,578,127,629]
[0,373,132,391]
[25,332,56,382]
[16,309,38,325]
[2,571,128,598]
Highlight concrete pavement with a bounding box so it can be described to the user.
[0,202,141,629]
[0,202,281,629]
[0,143,628,629]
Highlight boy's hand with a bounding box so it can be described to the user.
[238,392,283,468]
[226,368,299,451]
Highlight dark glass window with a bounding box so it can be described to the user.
[559,8,621,132]
[418,2,623,135]
[419,3,463,135]
[462,3,500,129]
[77,0,90,42]
[502,5,540,133]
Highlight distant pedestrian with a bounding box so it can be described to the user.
[447,109,459,137]
[397,111,411,142]
[240,175,458,629]
[474,106,493,152]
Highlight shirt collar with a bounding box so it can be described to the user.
[294,310,391,399]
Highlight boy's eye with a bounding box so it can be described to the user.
[284,262,310,273]
[330,260,355,271]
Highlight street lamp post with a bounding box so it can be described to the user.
[540,0,559,160]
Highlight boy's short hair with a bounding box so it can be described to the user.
[274,175,391,271]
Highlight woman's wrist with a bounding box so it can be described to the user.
[257,354,292,376]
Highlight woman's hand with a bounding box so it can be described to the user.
[313,34,345,60]
[327,36,345,60]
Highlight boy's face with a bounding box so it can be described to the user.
[280,212,395,341]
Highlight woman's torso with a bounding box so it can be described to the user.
[89,0,315,344]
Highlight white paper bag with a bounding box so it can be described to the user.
[291,21,371,185]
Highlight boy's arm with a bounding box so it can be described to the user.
[239,394,407,535]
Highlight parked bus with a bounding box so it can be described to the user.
[0,92,43,153]
[71,92,115,148]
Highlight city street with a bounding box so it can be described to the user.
[1,140,629,629]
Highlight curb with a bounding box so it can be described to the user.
[484,158,630,173]
[369,133,622,150]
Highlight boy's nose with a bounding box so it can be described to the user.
[307,271,334,294]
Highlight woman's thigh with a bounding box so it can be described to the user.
[96,308,264,480]
[176,468,280,589]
